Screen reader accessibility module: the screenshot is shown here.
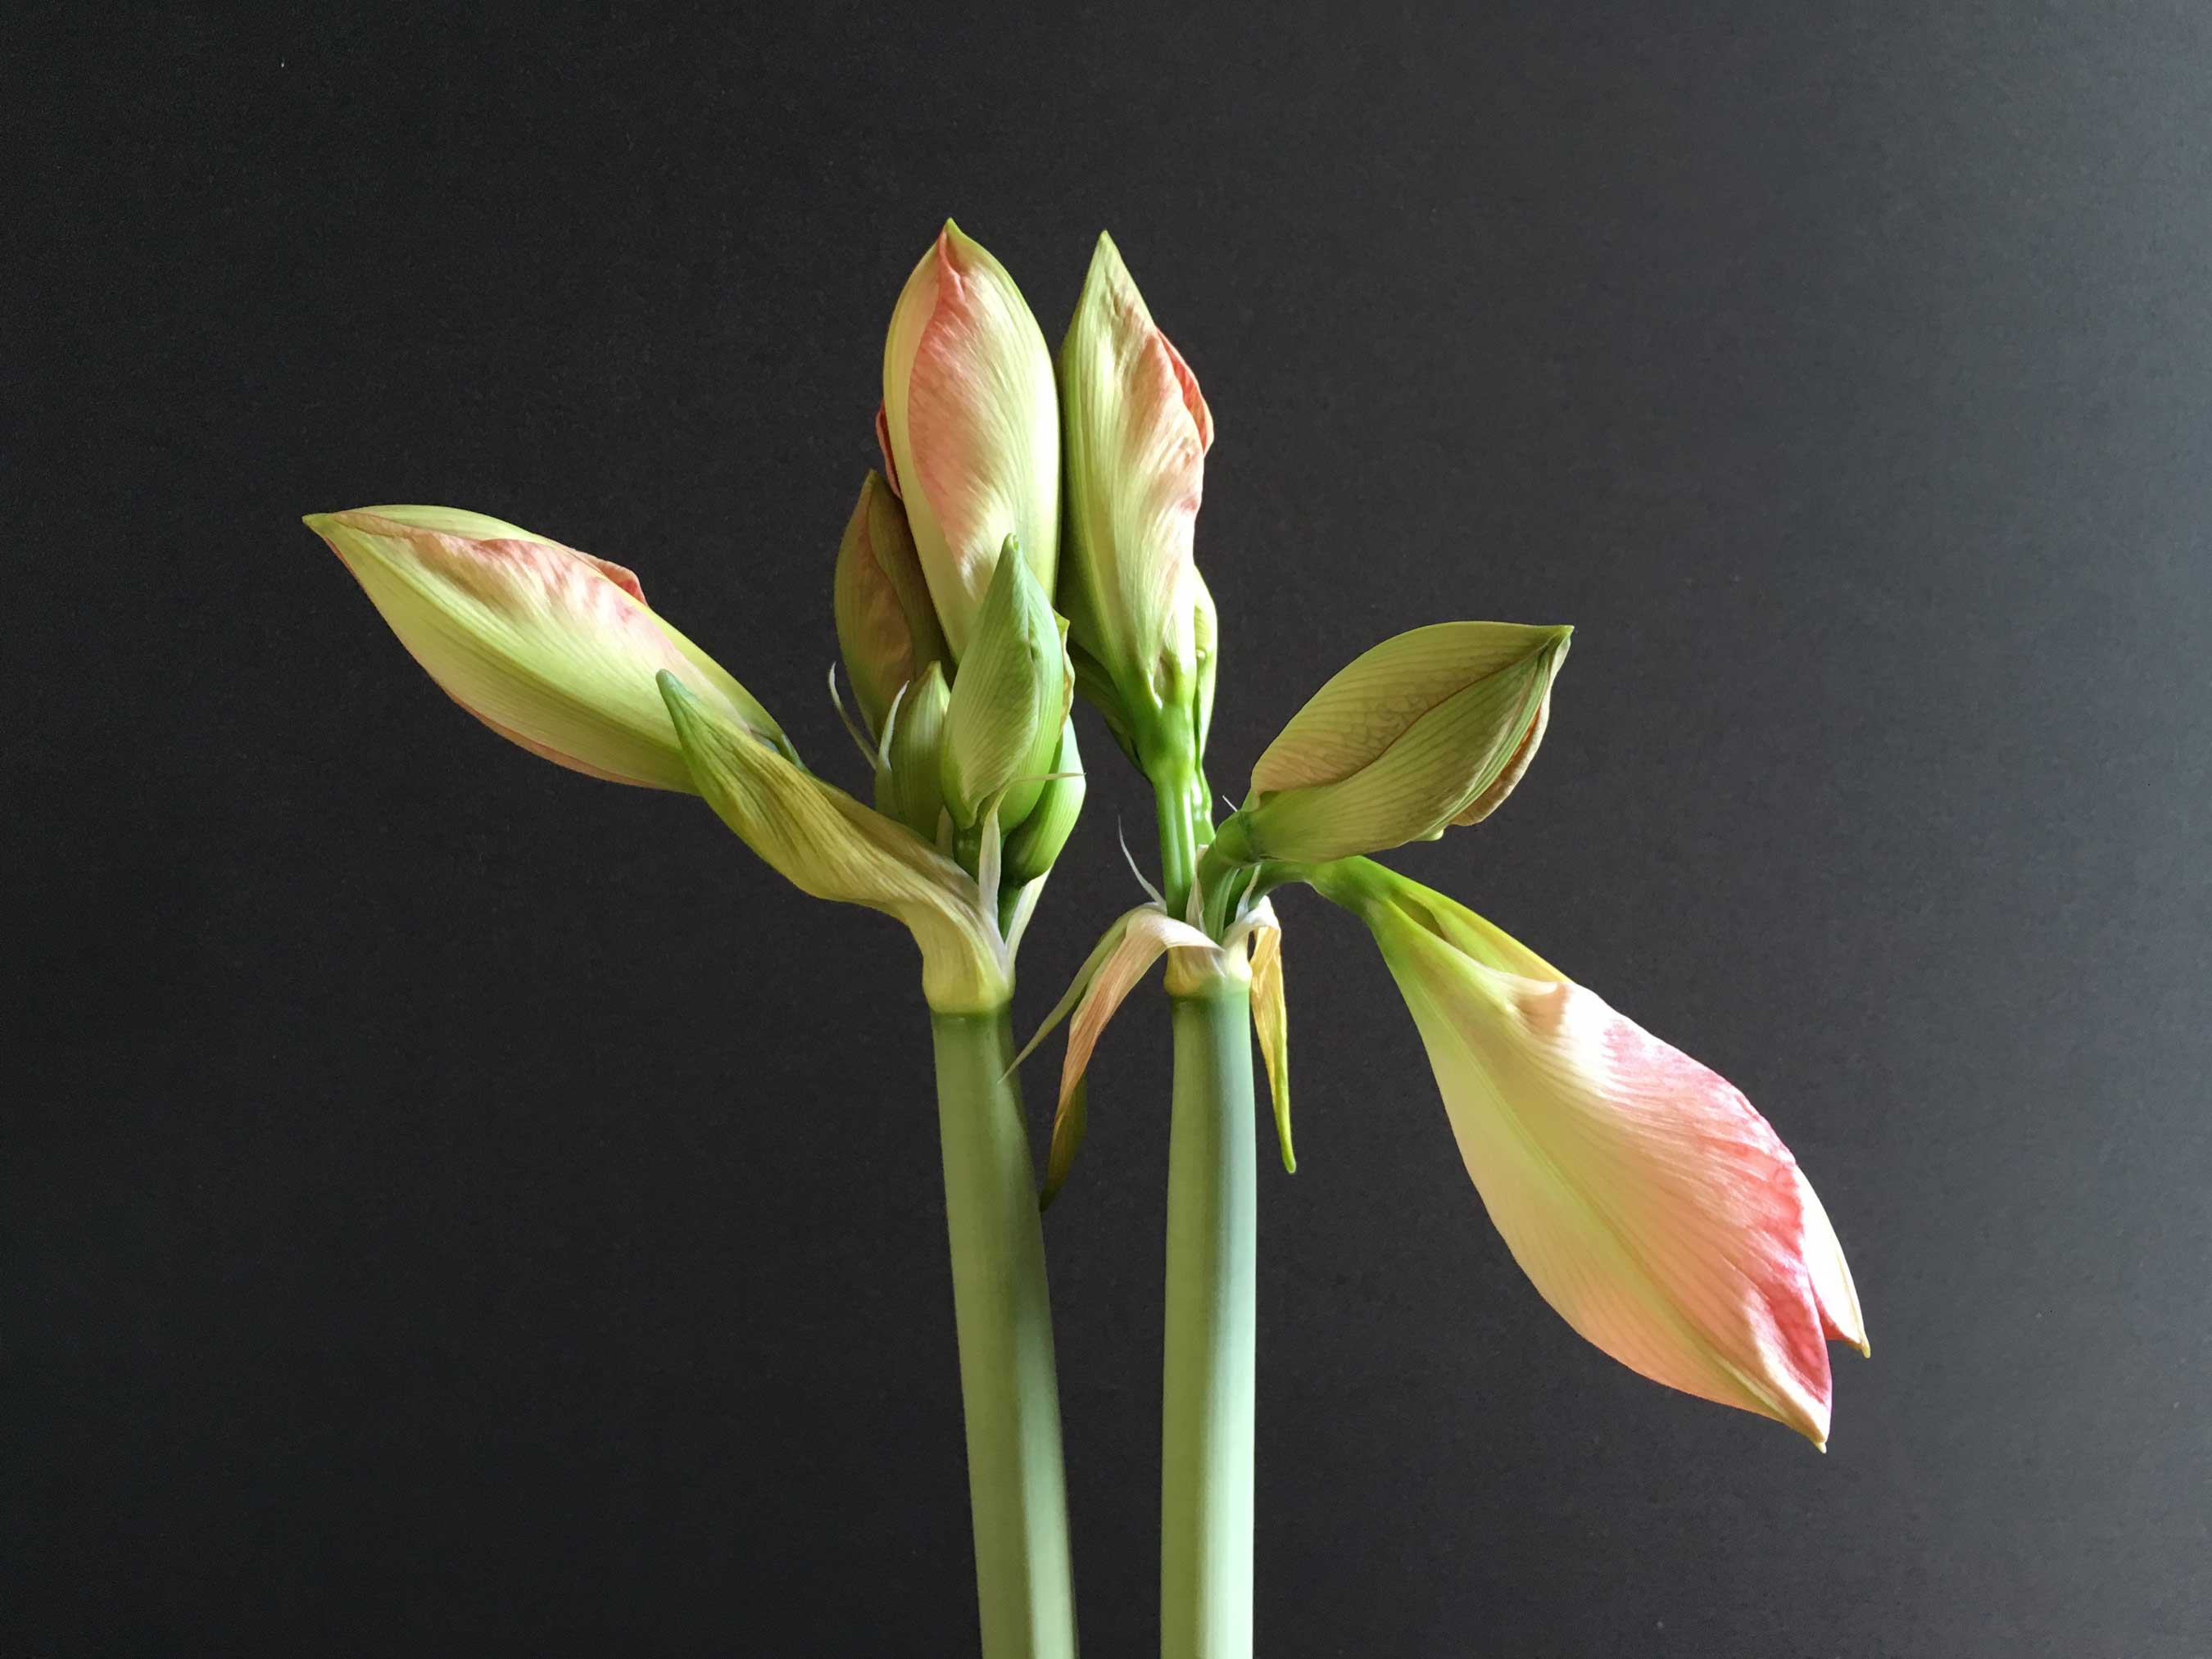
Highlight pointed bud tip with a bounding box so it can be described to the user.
[938,218,981,262]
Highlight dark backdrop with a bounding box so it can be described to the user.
[10,6,2208,1655]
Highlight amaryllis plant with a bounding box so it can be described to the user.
[306,220,1866,1659]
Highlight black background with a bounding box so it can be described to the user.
[11,6,2209,1655]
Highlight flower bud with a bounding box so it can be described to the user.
[1058,232,1217,765]
[1001,717,1086,886]
[880,221,1059,660]
[938,542,1072,833]
[832,471,947,742]
[1312,859,1867,1445]
[305,505,784,791]
[877,659,951,844]
[1217,621,1570,864]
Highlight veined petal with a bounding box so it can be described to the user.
[1235,622,1571,862]
[1351,870,1857,1445]
[881,221,1059,657]
[658,674,1005,1013]
[1453,683,1551,826]
[306,505,782,791]
[1058,232,1216,737]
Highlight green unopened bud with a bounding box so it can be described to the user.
[877,658,951,843]
[1058,232,1217,771]
[1222,621,1571,863]
[833,471,947,741]
[939,540,1072,832]
[1002,717,1086,885]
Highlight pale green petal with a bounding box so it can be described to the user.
[659,673,1005,1012]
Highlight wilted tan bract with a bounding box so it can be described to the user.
[1248,919,1292,1172]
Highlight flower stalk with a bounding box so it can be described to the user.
[1158,967,1258,1659]
[302,215,1871,1657]
[931,1007,1080,1659]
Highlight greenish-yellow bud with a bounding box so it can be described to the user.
[1057,232,1218,773]
[877,658,951,843]
[1001,717,1086,885]
[1223,621,1571,863]
[939,540,1073,832]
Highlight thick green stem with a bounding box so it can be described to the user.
[931,1009,1078,1659]
[1141,712,1212,920]
[1159,977,1258,1659]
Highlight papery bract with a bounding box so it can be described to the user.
[1327,863,1866,1445]
[1018,898,1282,1208]
[306,505,783,792]
[881,221,1059,659]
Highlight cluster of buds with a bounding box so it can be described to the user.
[299,224,1131,1013]
[305,216,1865,1448]
[842,225,1084,890]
